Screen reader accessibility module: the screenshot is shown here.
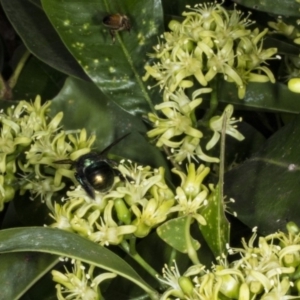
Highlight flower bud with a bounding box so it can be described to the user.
[282,251,300,268]
[288,78,300,93]
[218,274,240,299]
[132,218,151,238]
[114,198,131,225]
[287,221,300,234]
[238,282,250,300]
[168,20,181,31]
[178,276,194,297]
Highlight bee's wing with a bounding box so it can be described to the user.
[54,159,74,165]
[99,132,130,156]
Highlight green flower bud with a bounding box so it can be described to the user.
[2,185,15,203]
[238,282,250,300]
[178,276,194,297]
[132,218,151,238]
[249,280,264,295]
[287,221,300,234]
[114,198,131,225]
[215,268,240,299]
[292,264,300,281]
[168,20,181,31]
[288,78,300,93]
[283,251,300,268]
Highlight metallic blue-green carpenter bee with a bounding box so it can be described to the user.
[55,133,129,199]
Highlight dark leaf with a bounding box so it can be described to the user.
[1,0,88,80]
[225,114,300,235]
[218,80,300,113]
[0,227,157,297]
[50,77,170,171]
[13,54,66,100]
[0,251,58,300]
[233,0,300,17]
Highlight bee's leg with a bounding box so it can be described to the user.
[75,172,95,199]
[109,30,116,44]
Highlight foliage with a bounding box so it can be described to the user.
[1,0,300,299]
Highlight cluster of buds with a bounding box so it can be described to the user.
[50,161,214,247]
[158,223,300,300]
[147,88,222,164]
[50,163,215,298]
[53,222,300,300]
[50,161,175,245]
[143,2,266,164]
[0,96,96,210]
[144,2,277,100]
[147,87,244,164]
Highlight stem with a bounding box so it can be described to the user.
[120,238,162,281]
[218,108,226,207]
[120,240,159,300]
[201,78,218,123]
[185,215,201,265]
[168,247,177,266]
[7,50,31,88]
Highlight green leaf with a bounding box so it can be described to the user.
[0,252,58,300]
[265,36,300,57]
[201,110,230,257]
[157,216,200,253]
[1,0,88,80]
[13,54,66,100]
[205,121,266,170]
[200,185,230,257]
[0,227,158,298]
[41,0,164,114]
[225,114,300,235]
[162,0,207,16]
[218,81,300,113]
[50,76,170,171]
[233,0,300,17]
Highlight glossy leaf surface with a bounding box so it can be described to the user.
[50,77,169,170]
[13,54,66,100]
[0,227,156,296]
[233,0,300,17]
[225,114,300,235]
[1,0,88,80]
[0,252,58,300]
[41,0,164,114]
[218,81,300,113]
